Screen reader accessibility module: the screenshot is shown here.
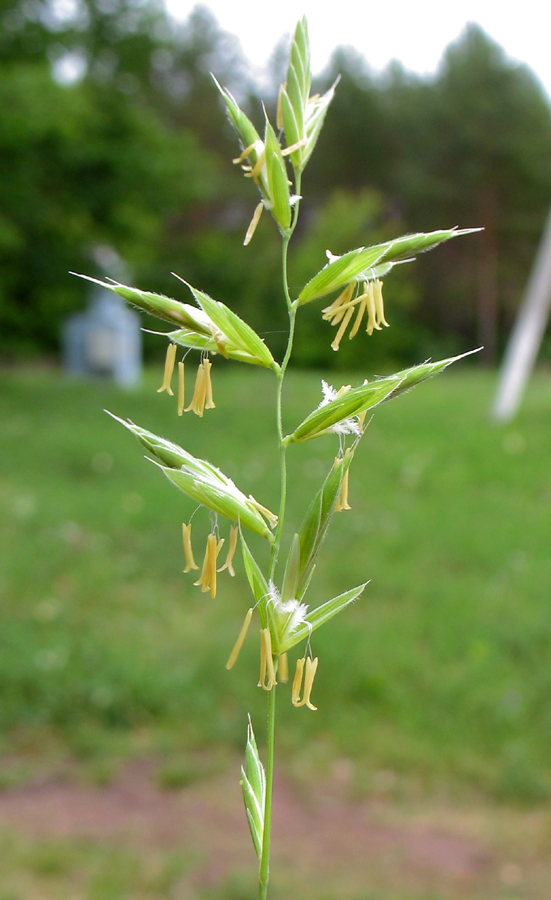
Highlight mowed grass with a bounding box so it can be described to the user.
[1,363,551,802]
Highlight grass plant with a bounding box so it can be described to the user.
[71,21,482,896]
[3,17,547,897]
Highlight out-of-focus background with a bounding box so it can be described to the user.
[2,1,551,897]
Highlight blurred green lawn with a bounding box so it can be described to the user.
[1,363,551,803]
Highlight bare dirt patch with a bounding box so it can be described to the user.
[0,760,506,897]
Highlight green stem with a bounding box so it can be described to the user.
[262,170,302,898]
[259,683,276,899]
[269,301,296,579]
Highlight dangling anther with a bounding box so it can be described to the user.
[258,628,277,691]
[182,522,199,572]
[244,202,264,246]
[348,290,368,339]
[366,281,381,335]
[232,142,256,165]
[157,343,177,395]
[177,361,185,415]
[194,533,224,598]
[322,283,355,321]
[292,657,305,706]
[292,656,319,710]
[203,358,215,410]
[185,361,207,416]
[302,657,319,710]
[218,525,238,576]
[247,150,266,184]
[335,467,351,512]
[373,279,389,327]
[226,608,253,669]
[331,306,354,351]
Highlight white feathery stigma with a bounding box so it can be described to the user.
[318,381,361,436]
[268,581,309,636]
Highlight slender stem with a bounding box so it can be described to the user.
[269,302,296,579]
[281,238,293,313]
[259,683,276,899]
[268,171,302,568]
[261,170,302,898]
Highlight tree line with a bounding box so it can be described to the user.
[2,0,551,367]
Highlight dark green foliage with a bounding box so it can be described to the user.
[0,60,215,356]
[0,0,240,358]
[1,1,551,367]
[313,27,551,363]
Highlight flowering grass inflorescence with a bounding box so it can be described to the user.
[80,18,479,898]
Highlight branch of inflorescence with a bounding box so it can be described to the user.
[269,173,302,580]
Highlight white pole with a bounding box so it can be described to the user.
[492,207,551,421]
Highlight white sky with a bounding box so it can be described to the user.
[165,0,551,100]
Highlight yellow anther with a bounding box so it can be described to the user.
[326,284,365,326]
[203,357,215,410]
[259,630,266,686]
[322,283,354,319]
[258,628,277,691]
[291,656,319,709]
[207,535,217,597]
[373,279,389,327]
[182,522,199,573]
[157,342,177,395]
[194,536,209,590]
[348,296,367,339]
[366,281,381,334]
[177,361,185,415]
[226,607,253,670]
[292,656,319,709]
[281,138,307,157]
[292,657,305,706]
[218,525,238,576]
[335,467,351,512]
[194,533,224,598]
[232,142,256,165]
[328,299,355,326]
[278,652,289,683]
[336,384,351,399]
[331,305,354,351]
[247,150,266,184]
[244,201,264,246]
[302,657,319,710]
[185,361,211,417]
[209,537,224,599]
[323,278,389,349]
[248,495,278,529]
